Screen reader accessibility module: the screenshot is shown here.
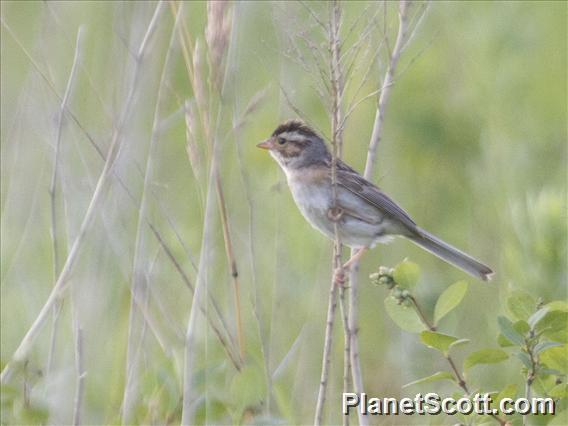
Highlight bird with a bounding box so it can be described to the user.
[257,119,493,281]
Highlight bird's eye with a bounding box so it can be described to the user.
[277,137,286,145]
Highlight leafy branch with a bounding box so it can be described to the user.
[371,261,508,425]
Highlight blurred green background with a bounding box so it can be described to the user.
[1,1,566,424]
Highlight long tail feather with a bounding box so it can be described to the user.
[407,229,493,281]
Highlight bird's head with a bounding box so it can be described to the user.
[257,119,330,171]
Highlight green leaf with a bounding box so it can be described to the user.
[540,344,568,374]
[497,316,525,346]
[548,383,568,399]
[402,371,455,388]
[464,349,509,372]
[384,297,425,333]
[497,334,515,347]
[449,339,471,351]
[393,260,420,289]
[514,320,530,334]
[497,321,529,347]
[494,384,517,408]
[548,409,568,426]
[514,352,532,369]
[534,341,564,355]
[507,290,535,321]
[528,307,549,330]
[420,331,462,355]
[230,366,266,414]
[537,310,568,343]
[546,301,568,312]
[434,281,468,325]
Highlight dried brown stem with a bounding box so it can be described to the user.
[215,173,246,361]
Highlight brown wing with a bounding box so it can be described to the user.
[334,159,418,230]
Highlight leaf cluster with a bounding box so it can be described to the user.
[371,261,568,424]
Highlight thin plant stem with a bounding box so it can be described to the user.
[71,320,85,426]
[0,1,164,385]
[181,148,219,425]
[409,295,436,331]
[181,2,236,423]
[314,276,340,426]
[121,6,179,421]
[315,2,347,424]
[345,5,413,426]
[347,260,367,426]
[46,25,84,382]
[363,0,409,179]
[215,174,246,361]
[338,287,351,426]
[410,294,508,426]
[523,331,537,426]
[148,223,242,371]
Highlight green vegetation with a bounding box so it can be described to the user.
[1,1,566,424]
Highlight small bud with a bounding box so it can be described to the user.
[370,272,381,286]
[372,266,395,288]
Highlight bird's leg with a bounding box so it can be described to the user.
[333,248,368,286]
[333,267,347,286]
[342,247,368,269]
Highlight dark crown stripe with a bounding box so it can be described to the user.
[272,119,319,138]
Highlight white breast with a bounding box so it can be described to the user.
[286,172,336,240]
[285,169,393,248]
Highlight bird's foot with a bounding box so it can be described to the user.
[333,267,348,287]
[327,206,344,222]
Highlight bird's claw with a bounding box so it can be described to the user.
[327,206,344,222]
[333,267,348,287]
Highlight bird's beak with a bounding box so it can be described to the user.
[256,138,273,150]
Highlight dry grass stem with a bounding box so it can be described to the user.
[71,322,85,426]
[315,2,349,424]
[46,25,84,382]
[0,0,164,386]
[121,6,180,421]
[363,0,410,179]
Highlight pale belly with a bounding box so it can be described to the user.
[287,178,393,248]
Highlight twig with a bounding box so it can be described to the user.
[314,276,340,426]
[347,261,367,426]
[524,331,537,426]
[0,1,164,385]
[315,2,346,424]
[343,4,414,426]
[409,295,436,331]
[46,25,84,382]
[71,323,85,426]
[410,295,508,425]
[363,0,410,179]
[338,286,351,426]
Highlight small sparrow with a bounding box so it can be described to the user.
[257,119,493,281]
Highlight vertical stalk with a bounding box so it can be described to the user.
[46,26,83,380]
[0,1,164,385]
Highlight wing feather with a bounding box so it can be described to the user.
[332,159,417,230]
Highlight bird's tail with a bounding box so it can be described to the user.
[407,229,493,281]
